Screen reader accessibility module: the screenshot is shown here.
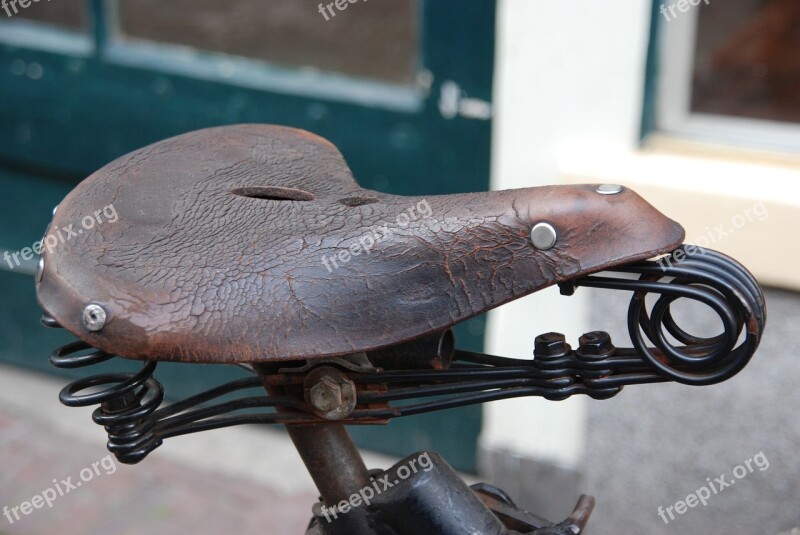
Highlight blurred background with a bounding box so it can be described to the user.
[0,1,797,534]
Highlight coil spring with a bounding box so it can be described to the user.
[46,329,164,464]
[575,246,766,386]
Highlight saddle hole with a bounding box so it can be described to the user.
[339,196,379,207]
[231,186,315,201]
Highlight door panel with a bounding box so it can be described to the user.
[0,0,495,471]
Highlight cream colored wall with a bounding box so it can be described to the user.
[483,0,800,467]
[561,139,800,289]
[483,0,655,468]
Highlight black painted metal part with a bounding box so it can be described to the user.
[304,451,593,535]
[41,245,766,533]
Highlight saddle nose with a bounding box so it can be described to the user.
[36,124,684,363]
[421,182,685,279]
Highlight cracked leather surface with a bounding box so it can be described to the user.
[36,125,685,363]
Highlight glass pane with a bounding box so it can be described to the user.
[117,0,419,85]
[6,0,87,31]
[691,0,800,124]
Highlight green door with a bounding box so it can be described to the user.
[0,0,495,471]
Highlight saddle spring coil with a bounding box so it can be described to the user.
[563,246,766,386]
[43,315,300,465]
[44,317,164,464]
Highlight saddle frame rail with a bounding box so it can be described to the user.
[41,245,765,534]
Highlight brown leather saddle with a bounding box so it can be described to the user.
[36,124,684,364]
[35,125,767,535]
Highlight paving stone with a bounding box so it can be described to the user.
[0,407,317,535]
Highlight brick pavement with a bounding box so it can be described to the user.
[0,398,318,535]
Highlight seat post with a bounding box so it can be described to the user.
[255,365,371,507]
[284,424,371,506]
[263,375,376,533]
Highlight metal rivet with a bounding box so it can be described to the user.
[82,304,107,332]
[596,184,623,195]
[530,222,557,250]
[36,257,44,283]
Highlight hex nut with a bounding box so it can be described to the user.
[309,377,343,412]
[577,331,614,359]
[304,367,357,421]
[534,332,570,359]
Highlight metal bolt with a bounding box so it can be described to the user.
[36,257,44,283]
[534,332,570,359]
[530,222,557,250]
[577,331,615,359]
[82,304,107,332]
[596,184,623,195]
[304,366,357,420]
[309,376,343,413]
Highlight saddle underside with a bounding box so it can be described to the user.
[36,124,684,363]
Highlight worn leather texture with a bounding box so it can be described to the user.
[36,125,685,363]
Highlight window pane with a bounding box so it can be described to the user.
[117,0,419,85]
[692,0,800,124]
[7,0,87,31]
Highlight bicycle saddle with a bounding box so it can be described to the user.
[36,124,684,363]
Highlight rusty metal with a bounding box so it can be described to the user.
[285,424,371,504]
[278,354,377,375]
[472,485,595,534]
[262,377,375,534]
[278,422,376,534]
[565,495,595,532]
[304,367,357,420]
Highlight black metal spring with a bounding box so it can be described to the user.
[46,331,164,464]
[576,246,766,385]
[41,315,303,464]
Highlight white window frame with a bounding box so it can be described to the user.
[657,6,800,153]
